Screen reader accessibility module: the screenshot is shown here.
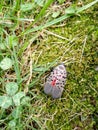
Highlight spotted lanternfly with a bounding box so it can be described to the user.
[44,63,67,99]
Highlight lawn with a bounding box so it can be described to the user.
[0,0,98,130]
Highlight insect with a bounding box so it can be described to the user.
[44,63,67,99]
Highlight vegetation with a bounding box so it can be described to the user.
[0,0,98,129]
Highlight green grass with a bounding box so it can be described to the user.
[0,0,98,129]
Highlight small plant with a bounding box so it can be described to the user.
[0,35,18,51]
[0,82,30,129]
[0,82,25,109]
[0,57,13,70]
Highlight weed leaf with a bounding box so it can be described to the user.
[21,3,34,12]
[0,96,12,109]
[52,11,60,18]
[13,92,25,106]
[21,96,30,105]
[0,57,13,70]
[5,82,18,96]
[65,6,76,15]
[8,120,16,129]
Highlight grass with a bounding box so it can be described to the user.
[0,0,98,130]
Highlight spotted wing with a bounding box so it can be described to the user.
[44,82,52,95]
[51,87,64,99]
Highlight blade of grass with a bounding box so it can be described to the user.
[34,0,54,23]
[18,33,40,56]
[11,46,21,87]
[21,0,98,35]
[12,0,21,15]
[76,0,98,13]
[21,0,54,36]
[28,59,58,88]
[22,14,70,35]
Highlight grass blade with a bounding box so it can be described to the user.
[77,0,98,13]
[11,46,21,86]
[35,0,54,22]
[23,15,70,34]
[28,59,58,88]
[21,0,54,36]
[18,33,40,56]
[23,0,98,35]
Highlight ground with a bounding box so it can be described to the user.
[0,0,98,130]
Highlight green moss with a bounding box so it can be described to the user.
[31,4,98,130]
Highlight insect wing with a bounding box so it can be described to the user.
[51,87,63,99]
[44,82,52,95]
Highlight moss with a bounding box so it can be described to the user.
[31,3,98,130]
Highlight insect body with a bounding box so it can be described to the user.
[44,64,67,99]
